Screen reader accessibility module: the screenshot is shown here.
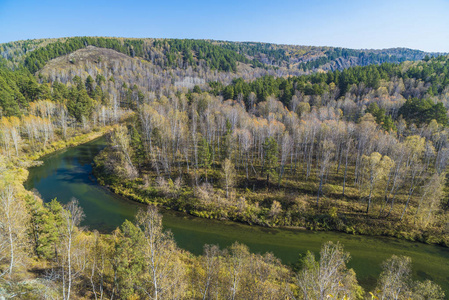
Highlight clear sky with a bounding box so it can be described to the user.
[0,0,448,52]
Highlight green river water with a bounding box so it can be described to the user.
[24,136,449,293]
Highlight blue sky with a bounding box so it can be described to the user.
[0,0,448,52]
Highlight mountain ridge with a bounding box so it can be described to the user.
[1,36,444,74]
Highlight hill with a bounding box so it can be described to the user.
[1,36,442,74]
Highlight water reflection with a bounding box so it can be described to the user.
[25,137,140,230]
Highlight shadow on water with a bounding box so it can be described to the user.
[25,136,449,294]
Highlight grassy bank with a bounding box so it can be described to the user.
[25,127,115,162]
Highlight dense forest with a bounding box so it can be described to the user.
[1,36,440,73]
[93,57,449,243]
[0,36,448,298]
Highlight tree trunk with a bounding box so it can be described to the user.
[67,231,72,300]
[8,223,14,277]
[266,173,270,189]
[400,190,414,221]
[317,175,323,207]
[366,189,372,214]
[343,156,348,197]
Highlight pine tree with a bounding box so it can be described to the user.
[199,137,212,182]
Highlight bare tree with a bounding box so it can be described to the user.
[361,152,393,214]
[414,173,445,227]
[226,242,249,300]
[60,198,85,300]
[200,244,221,300]
[9,117,21,156]
[374,255,412,300]
[137,206,186,300]
[278,132,292,186]
[111,125,138,179]
[294,241,361,300]
[0,185,29,278]
[59,104,69,140]
[316,139,335,206]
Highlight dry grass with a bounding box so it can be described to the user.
[39,46,136,76]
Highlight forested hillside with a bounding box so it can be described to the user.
[92,54,449,242]
[217,41,437,70]
[0,36,442,119]
[1,36,440,73]
[0,36,448,298]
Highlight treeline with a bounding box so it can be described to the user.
[24,37,146,73]
[5,36,437,76]
[216,65,393,104]
[215,55,449,127]
[219,55,449,102]
[0,38,50,65]
[218,41,289,66]
[297,47,429,71]
[0,48,148,120]
[215,41,433,71]
[0,60,38,116]
[153,39,264,72]
[0,69,132,159]
[0,56,106,119]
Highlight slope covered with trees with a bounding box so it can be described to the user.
[21,37,261,74]
[1,36,440,120]
[217,41,438,71]
[217,54,449,106]
[87,54,449,246]
[1,36,440,74]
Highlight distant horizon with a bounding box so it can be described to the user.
[1,35,447,54]
[1,0,448,52]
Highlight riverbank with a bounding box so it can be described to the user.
[91,160,449,248]
[26,127,114,162]
[1,122,131,238]
[1,125,115,205]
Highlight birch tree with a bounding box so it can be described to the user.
[278,132,292,186]
[400,136,426,220]
[414,173,445,228]
[316,139,335,206]
[222,158,236,199]
[361,152,393,214]
[199,244,222,300]
[136,206,186,300]
[111,125,138,179]
[374,255,412,300]
[8,116,21,156]
[294,241,362,300]
[0,185,29,279]
[226,242,250,300]
[60,198,85,300]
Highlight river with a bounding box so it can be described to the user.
[24,136,449,293]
